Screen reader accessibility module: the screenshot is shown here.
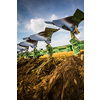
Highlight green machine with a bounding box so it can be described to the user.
[23,27,59,59]
[45,9,84,55]
[18,39,40,59]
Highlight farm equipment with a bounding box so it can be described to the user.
[19,39,39,59]
[45,9,84,56]
[23,27,59,59]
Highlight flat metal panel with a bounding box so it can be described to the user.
[25,27,59,43]
[19,40,38,48]
[17,44,27,50]
[53,18,73,31]
[73,9,84,20]
[44,21,53,25]
[23,37,29,40]
[45,9,84,32]
[30,34,46,41]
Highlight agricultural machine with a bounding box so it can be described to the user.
[17,9,84,59]
[23,27,59,59]
[45,9,84,56]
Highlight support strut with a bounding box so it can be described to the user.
[46,43,53,60]
[70,31,81,55]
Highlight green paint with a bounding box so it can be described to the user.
[17,41,84,59]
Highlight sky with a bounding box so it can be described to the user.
[17,0,84,50]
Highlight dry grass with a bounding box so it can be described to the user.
[39,49,84,59]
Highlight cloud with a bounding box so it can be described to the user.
[25,18,45,33]
[25,14,59,33]
[50,14,58,21]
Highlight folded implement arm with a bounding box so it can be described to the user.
[45,9,84,33]
[28,27,60,44]
[23,27,59,58]
[45,9,84,55]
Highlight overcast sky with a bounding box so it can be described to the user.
[17,0,84,50]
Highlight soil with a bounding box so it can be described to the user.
[17,55,84,100]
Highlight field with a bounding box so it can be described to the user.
[17,50,84,100]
